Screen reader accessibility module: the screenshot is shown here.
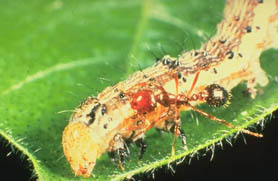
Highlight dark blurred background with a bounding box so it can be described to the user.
[1,111,277,181]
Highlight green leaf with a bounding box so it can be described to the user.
[0,0,277,180]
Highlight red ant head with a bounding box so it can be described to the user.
[205,84,229,107]
[130,90,156,113]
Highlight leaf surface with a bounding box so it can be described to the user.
[0,0,277,180]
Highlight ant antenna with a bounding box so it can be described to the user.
[186,102,263,137]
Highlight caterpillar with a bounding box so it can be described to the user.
[62,0,278,178]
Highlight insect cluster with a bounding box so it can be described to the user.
[62,0,278,178]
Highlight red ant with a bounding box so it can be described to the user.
[123,66,262,165]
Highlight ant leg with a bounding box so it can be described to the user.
[135,138,147,160]
[178,127,187,150]
[128,131,147,160]
[162,119,187,157]
[186,102,263,137]
[187,71,200,97]
[171,122,178,157]
[108,151,117,163]
[118,146,129,170]
[165,120,187,156]
[169,124,187,150]
[113,133,130,170]
[171,72,180,157]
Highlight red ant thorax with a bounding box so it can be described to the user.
[62,0,278,178]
